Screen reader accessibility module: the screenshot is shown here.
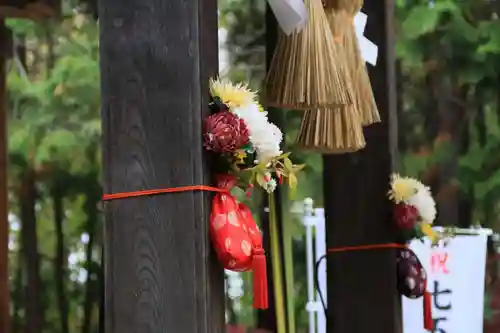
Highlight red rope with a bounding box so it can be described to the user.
[326,242,432,331]
[328,242,407,253]
[102,185,227,201]
[101,184,268,309]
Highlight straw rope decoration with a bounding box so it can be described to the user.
[264,0,352,109]
[295,106,366,153]
[295,0,366,153]
[326,0,380,126]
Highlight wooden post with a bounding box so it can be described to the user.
[99,0,224,332]
[323,1,400,333]
[0,19,9,333]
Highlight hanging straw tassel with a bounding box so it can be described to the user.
[295,1,366,153]
[264,0,352,109]
[295,107,365,153]
[324,0,380,126]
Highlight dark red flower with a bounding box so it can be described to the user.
[204,111,249,153]
[394,203,419,230]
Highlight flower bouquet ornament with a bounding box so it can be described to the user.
[389,173,439,331]
[389,173,440,244]
[204,78,304,310]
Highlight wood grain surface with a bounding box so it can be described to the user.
[323,1,402,332]
[99,0,224,332]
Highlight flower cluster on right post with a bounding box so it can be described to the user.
[388,174,440,243]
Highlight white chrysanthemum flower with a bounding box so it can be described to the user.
[407,183,437,224]
[233,103,282,163]
[253,122,282,163]
[264,178,277,193]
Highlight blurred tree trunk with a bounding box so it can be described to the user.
[496,73,500,128]
[435,80,469,226]
[0,19,9,333]
[99,244,104,333]
[396,60,406,153]
[11,34,26,333]
[420,51,440,190]
[81,175,99,333]
[81,0,98,19]
[52,181,69,333]
[19,168,43,333]
[11,256,22,333]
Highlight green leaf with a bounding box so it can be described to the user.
[395,38,424,65]
[283,157,293,170]
[256,173,266,188]
[278,152,291,159]
[402,5,440,39]
[293,164,306,172]
[459,67,485,85]
[255,162,268,171]
[288,173,297,190]
[241,142,253,153]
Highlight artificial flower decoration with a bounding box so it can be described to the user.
[209,78,256,109]
[389,174,439,243]
[204,111,250,153]
[205,78,304,194]
[390,174,437,331]
[204,78,305,311]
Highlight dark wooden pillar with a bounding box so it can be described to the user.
[323,1,400,333]
[0,19,9,333]
[99,0,224,332]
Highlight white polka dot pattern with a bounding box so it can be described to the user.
[209,191,264,272]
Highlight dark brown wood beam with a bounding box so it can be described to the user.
[99,0,224,332]
[323,1,400,332]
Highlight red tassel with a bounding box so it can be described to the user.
[423,291,433,331]
[252,247,268,309]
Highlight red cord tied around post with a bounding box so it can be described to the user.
[316,243,433,332]
[101,174,268,310]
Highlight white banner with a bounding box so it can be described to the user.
[403,233,488,333]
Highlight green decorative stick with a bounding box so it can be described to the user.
[282,207,296,333]
[269,193,286,333]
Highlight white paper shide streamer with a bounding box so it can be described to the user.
[268,2,378,66]
[268,0,308,35]
[354,12,378,65]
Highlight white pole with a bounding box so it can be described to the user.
[314,208,326,333]
[304,198,316,333]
